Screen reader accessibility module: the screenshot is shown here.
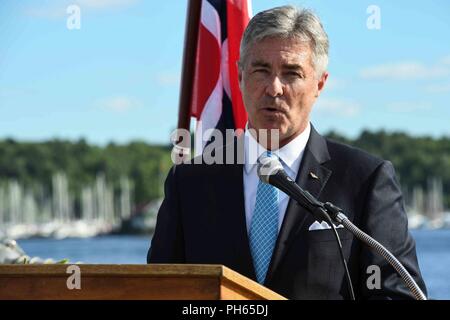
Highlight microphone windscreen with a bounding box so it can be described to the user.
[257,153,283,183]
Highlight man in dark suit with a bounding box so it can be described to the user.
[148,5,427,300]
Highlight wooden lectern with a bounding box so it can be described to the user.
[0,264,286,300]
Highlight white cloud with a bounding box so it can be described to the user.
[24,0,139,19]
[314,98,361,117]
[97,96,141,113]
[387,101,432,112]
[441,55,450,66]
[24,6,67,19]
[77,0,139,9]
[360,61,450,80]
[0,87,36,98]
[324,77,348,91]
[424,83,450,94]
[155,72,180,86]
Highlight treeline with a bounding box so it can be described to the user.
[327,130,450,208]
[0,138,172,207]
[0,129,449,209]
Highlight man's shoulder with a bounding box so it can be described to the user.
[171,137,244,176]
[324,137,386,174]
[170,152,241,180]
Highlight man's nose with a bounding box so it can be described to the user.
[265,75,284,97]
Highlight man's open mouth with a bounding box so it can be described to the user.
[262,107,286,114]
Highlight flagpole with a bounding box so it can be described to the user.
[177,0,202,133]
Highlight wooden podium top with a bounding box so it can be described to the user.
[0,264,287,300]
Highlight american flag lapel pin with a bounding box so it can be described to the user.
[309,172,319,180]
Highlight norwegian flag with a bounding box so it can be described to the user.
[190,0,251,154]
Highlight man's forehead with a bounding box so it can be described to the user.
[248,47,311,66]
[246,36,312,64]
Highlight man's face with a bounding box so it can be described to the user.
[239,36,328,147]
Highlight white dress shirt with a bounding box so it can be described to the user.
[243,123,311,233]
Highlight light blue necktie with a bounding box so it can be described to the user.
[249,151,279,284]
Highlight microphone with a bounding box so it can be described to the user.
[257,153,328,221]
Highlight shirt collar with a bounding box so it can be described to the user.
[244,122,311,174]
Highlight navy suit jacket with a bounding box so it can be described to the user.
[147,125,427,299]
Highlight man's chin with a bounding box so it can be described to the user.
[251,119,285,131]
[247,123,286,148]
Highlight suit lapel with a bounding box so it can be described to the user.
[265,126,332,284]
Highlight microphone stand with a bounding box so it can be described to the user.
[296,189,427,300]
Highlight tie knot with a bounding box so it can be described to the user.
[259,151,277,163]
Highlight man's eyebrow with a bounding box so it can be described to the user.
[249,61,305,72]
[250,60,271,68]
[282,63,305,72]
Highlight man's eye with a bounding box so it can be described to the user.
[286,72,302,78]
[253,69,268,74]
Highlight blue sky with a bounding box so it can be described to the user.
[0,0,449,145]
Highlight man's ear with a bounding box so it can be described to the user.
[316,72,329,97]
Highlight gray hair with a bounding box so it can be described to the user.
[239,6,329,78]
